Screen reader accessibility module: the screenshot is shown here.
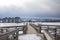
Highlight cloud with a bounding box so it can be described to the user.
[0,0,60,17]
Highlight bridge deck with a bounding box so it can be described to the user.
[27,23,37,34]
[18,23,44,40]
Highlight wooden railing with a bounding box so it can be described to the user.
[0,23,27,34]
[30,22,60,40]
[0,28,19,40]
[43,29,55,40]
[38,24,60,40]
[0,23,28,40]
[30,24,40,32]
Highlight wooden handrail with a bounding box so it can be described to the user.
[43,30,55,40]
[0,29,19,40]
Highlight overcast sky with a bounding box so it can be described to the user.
[0,0,60,18]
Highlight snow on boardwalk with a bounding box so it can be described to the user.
[19,34,42,40]
[18,23,43,40]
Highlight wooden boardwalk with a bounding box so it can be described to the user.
[0,22,57,40]
[18,23,43,40]
[27,23,37,34]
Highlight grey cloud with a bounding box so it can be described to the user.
[0,0,60,18]
[24,0,60,14]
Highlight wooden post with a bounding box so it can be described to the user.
[54,28,56,40]
[23,26,26,34]
[6,29,9,32]
[16,30,19,40]
[12,34,15,40]
[1,29,3,33]
[47,26,49,32]
[39,25,41,33]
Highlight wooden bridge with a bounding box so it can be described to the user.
[0,22,60,40]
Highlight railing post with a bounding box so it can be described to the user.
[1,29,3,33]
[54,28,56,40]
[12,34,15,40]
[23,26,26,34]
[43,29,55,40]
[6,29,9,32]
[16,30,19,40]
[39,25,41,33]
[47,26,49,32]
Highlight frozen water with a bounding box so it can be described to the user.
[18,34,42,40]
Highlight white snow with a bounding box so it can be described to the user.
[32,22,60,26]
[19,31,23,34]
[18,34,42,40]
[0,23,26,27]
[39,22,60,26]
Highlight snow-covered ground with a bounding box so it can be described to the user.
[18,34,43,40]
[19,31,23,34]
[0,23,27,27]
[34,22,60,26]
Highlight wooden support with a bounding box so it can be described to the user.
[43,30,55,40]
[54,28,57,40]
[0,23,27,40]
[23,25,27,34]
[47,26,49,32]
[0,29,3,33]
[6,29,9,32]
[39,25,41,33]
[15,30,19,40]
[9,33,15,40]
